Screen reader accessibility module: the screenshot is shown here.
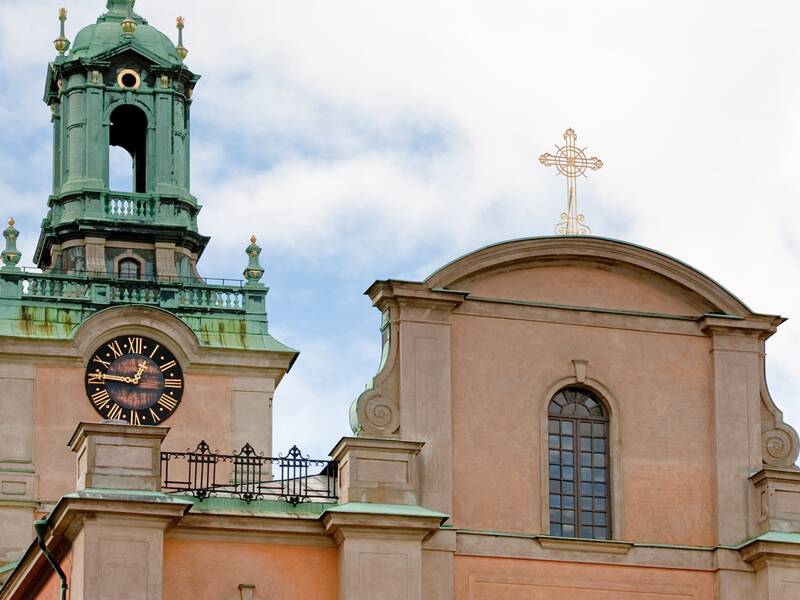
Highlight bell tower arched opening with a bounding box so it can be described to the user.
[109,104,147,193]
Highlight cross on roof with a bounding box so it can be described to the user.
[539,128,603,235]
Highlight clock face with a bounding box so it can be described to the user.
[84,335,184,425]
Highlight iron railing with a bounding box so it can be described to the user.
[160,441,338,505]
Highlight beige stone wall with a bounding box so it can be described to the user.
[450,311,715,545]
[163,539,338,600]
[459,262,711,315]
[453,555,716,599]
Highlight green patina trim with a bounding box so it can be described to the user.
[178,496,336,517]
[738,531,800,546]
[0,561,19,576]
[64,488,194,505]
[0,300,298,354]
[348,397,361,435]
[325,502,449,520]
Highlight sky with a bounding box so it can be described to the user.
[1,0,799,459]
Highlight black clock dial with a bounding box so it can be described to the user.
[84,335,184,425]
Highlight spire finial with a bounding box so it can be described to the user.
[120,0,137,36]
[176,16,189,61]
[243,235,264,285]
[2,218,22,271]
[54,8,71,56]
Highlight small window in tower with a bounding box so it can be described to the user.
[116,69,141,90]
[109,104,147,193]
[118,258,141,280]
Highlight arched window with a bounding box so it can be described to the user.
[109,105,147,193]
[118,258,141,280]
[548,387,610,540]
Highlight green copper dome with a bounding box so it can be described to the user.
[68,1,181,64]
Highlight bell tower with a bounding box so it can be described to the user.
[38,0,205,280]
[0,0,298,570]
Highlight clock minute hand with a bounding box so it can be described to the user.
[102,373,134,384]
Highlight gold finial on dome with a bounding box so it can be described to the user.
[176,16,189,61]
[120,0,137,36]
[54,8,71,56]
[8,218,15,227]
[250,235,257,244]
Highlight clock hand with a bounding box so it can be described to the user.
[132,362,148,385]
[101,373,134,384]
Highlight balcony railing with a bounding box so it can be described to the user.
[161,442,338,505]
[6,269,258,315]
[106,193,156,219]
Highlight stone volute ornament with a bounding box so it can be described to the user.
[350,306,401,437]
[243,235,265,285]
[53,8,71,56]
[760,360,800,468]
[2,218,22,271]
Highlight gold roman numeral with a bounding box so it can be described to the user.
[107,404,123,420]
[157,394,178,411]
[87,372,104,385]
[164,379,182,389]
[159,360,177,373]
[91,389,111,409]
[107,340,123,359]
[92,355,111,369]
[149,344,161,359]
[127,337,143,354]
[129,411,141,426]
[149,408,162,423]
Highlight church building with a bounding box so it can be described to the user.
[1,2,800,599]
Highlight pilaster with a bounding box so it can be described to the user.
[701,317,773,545]
[323,504,446,600]
[155,241,177,279]
[231,376,275,458]
[0,363,36,562]
[84,236,106,274]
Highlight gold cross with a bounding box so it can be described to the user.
[539,128,603,235]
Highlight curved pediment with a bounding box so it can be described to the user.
[426,236,751,317]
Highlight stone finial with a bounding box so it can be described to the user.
[121,0,137,36]
[243,235,264,285]
[176,16,189,60]
[53,8,71,56]
[2,218,22,271]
